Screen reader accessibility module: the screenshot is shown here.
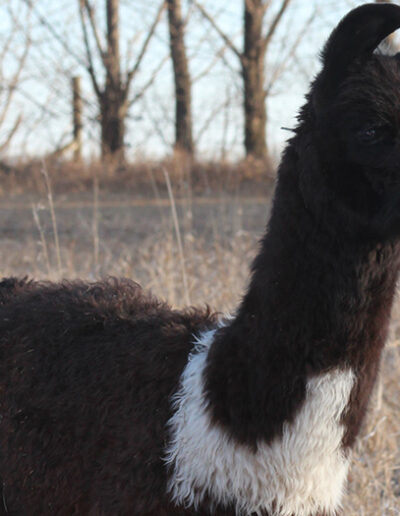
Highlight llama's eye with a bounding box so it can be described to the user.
[362,128,376,139]
[357,127,377,144]
[356,126,389,145]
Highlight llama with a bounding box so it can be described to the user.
[1,3,400,515]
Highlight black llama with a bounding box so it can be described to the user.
[1,3,400,515]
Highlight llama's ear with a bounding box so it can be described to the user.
[316,3,400,105]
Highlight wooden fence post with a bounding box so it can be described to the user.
[72,76,83,160]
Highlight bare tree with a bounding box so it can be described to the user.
[79,0,166,162]
[194,0,293,162]
[0,2,31,155]
[167,0,194,158]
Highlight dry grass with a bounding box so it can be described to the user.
[346,343,400,515]
[0,171,399,515]
[0,156,275,199]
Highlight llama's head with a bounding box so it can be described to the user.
[296,3,400,241]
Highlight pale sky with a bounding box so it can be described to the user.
[0,0,371,161]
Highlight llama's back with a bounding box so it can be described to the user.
[0,277,35,305]
[0,278,217,515]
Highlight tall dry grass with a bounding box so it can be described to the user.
[0,168,399,515]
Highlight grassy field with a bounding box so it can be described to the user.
[0,163,399,515]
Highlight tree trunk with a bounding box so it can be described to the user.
[167,0,194,157]
[243,0,268,161]
[102,0,125,161]
[100,95,126,161]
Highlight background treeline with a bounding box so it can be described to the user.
[0,0,395,171]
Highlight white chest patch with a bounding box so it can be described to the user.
[164,330,355,516]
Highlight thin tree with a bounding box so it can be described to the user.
[49,77,83,160]
[79,0,166,162]
[194,0,293,162]
[167,0,194,158]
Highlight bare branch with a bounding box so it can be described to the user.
[260,0,273,17]
[49,138,81,158]
[0,29,15,66]
[0,1,32,152]
[0,38,30,128]
[22,0,87,68]
[192,42,230,83]
[141,94,171,148]
[13,85,60,119]
[0,114,22,152]
[192,0,243,63]
[124,32,141,75]
[262,0,293,54]
[128,54,169,107]
[267,11,316,97]
[195,96,230,146]
[82,0,107,66]
[125,1,166,90]
[78,0,103,99]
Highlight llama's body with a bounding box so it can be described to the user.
[2,3,400,515]
[0,278,360,516]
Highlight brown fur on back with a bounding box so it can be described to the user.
[0,278,217,515]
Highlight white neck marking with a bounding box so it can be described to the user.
[164,329,354,516]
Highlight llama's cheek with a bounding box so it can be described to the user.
[372,187,400,238]
[164,331,355,516]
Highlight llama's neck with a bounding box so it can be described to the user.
[204,147,400,447]
[166,149,400,515]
